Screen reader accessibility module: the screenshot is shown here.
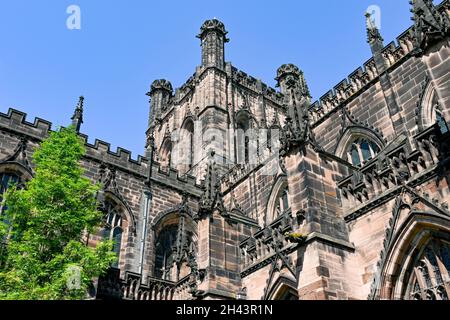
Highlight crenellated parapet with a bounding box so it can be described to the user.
[0,108,203,195]
[309,0,448,128]
[230,66,284,106]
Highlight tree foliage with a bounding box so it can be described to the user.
[0,126,116,299]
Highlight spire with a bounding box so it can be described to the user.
[71,96,84,133]
[410,0,450,55]
[365,12,384,46]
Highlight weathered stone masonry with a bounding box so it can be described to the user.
[0,0,449,300]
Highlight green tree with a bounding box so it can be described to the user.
[0,126,116,300]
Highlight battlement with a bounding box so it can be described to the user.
[230,66,284,105]
[308,18,422,126]
[0,108,202,191]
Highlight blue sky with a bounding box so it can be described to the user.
[0,1,421,158]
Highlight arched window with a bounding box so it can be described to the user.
[406,240,450,300]
[0,173,21,213]
[153,211,198,282]
[181,119,195,170]
[346,138,380,167]
[418,84,448,133]
[0,171,23,266]
[430,93,448,134]
[236,115,250,164]
[266,179,291,226]
[160,139,173,168]
[154,225,178,280]
[102,200,125,268]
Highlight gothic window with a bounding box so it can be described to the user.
[154,225,178,280]
[154,221,196,282]
[0,172,23,266]
[102,200,125,268]
[406,240,450,300]
[275,187,290,217]
[346,138,380,167]
[419,85,449,133]
[236,116,250,164]
[160,139,173,168]
[182,119,195,170]
[0,172,21,213]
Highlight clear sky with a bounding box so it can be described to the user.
[0,1,427,159]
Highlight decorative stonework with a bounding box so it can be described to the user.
[197,18,229,41]
[0,1,449,301]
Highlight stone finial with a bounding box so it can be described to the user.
[197,18,229,42]
[365,12,384,44]
[147,79,173,96]
[275,64,310,98]
[71,96,84,133]
[410,0,450,54]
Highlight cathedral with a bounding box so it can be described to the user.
[0,0,449,300]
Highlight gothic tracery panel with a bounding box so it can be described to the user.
[406,240,450,300]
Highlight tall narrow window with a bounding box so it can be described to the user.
[236,114,251,165]
[154,225,178,280]
[183,120,195,170]
[0,173,21,214]
[102,200,124,268]
[160,139,173,168]
[0,172,22,267]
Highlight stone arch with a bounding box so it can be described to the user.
[179,117,195,171]
[334,126,384,168]
[264,174,289,227]
[266,276,298,300]
[0,162,32,185]
[101,192,134,268]
[0,162,33,215]
[235,109,259,164]
[235,109,259,129]
[373,211,450,300]
[159,137,173,168]
[151,209,198,281]
[417,81,448,133]
[335,126,385,158]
